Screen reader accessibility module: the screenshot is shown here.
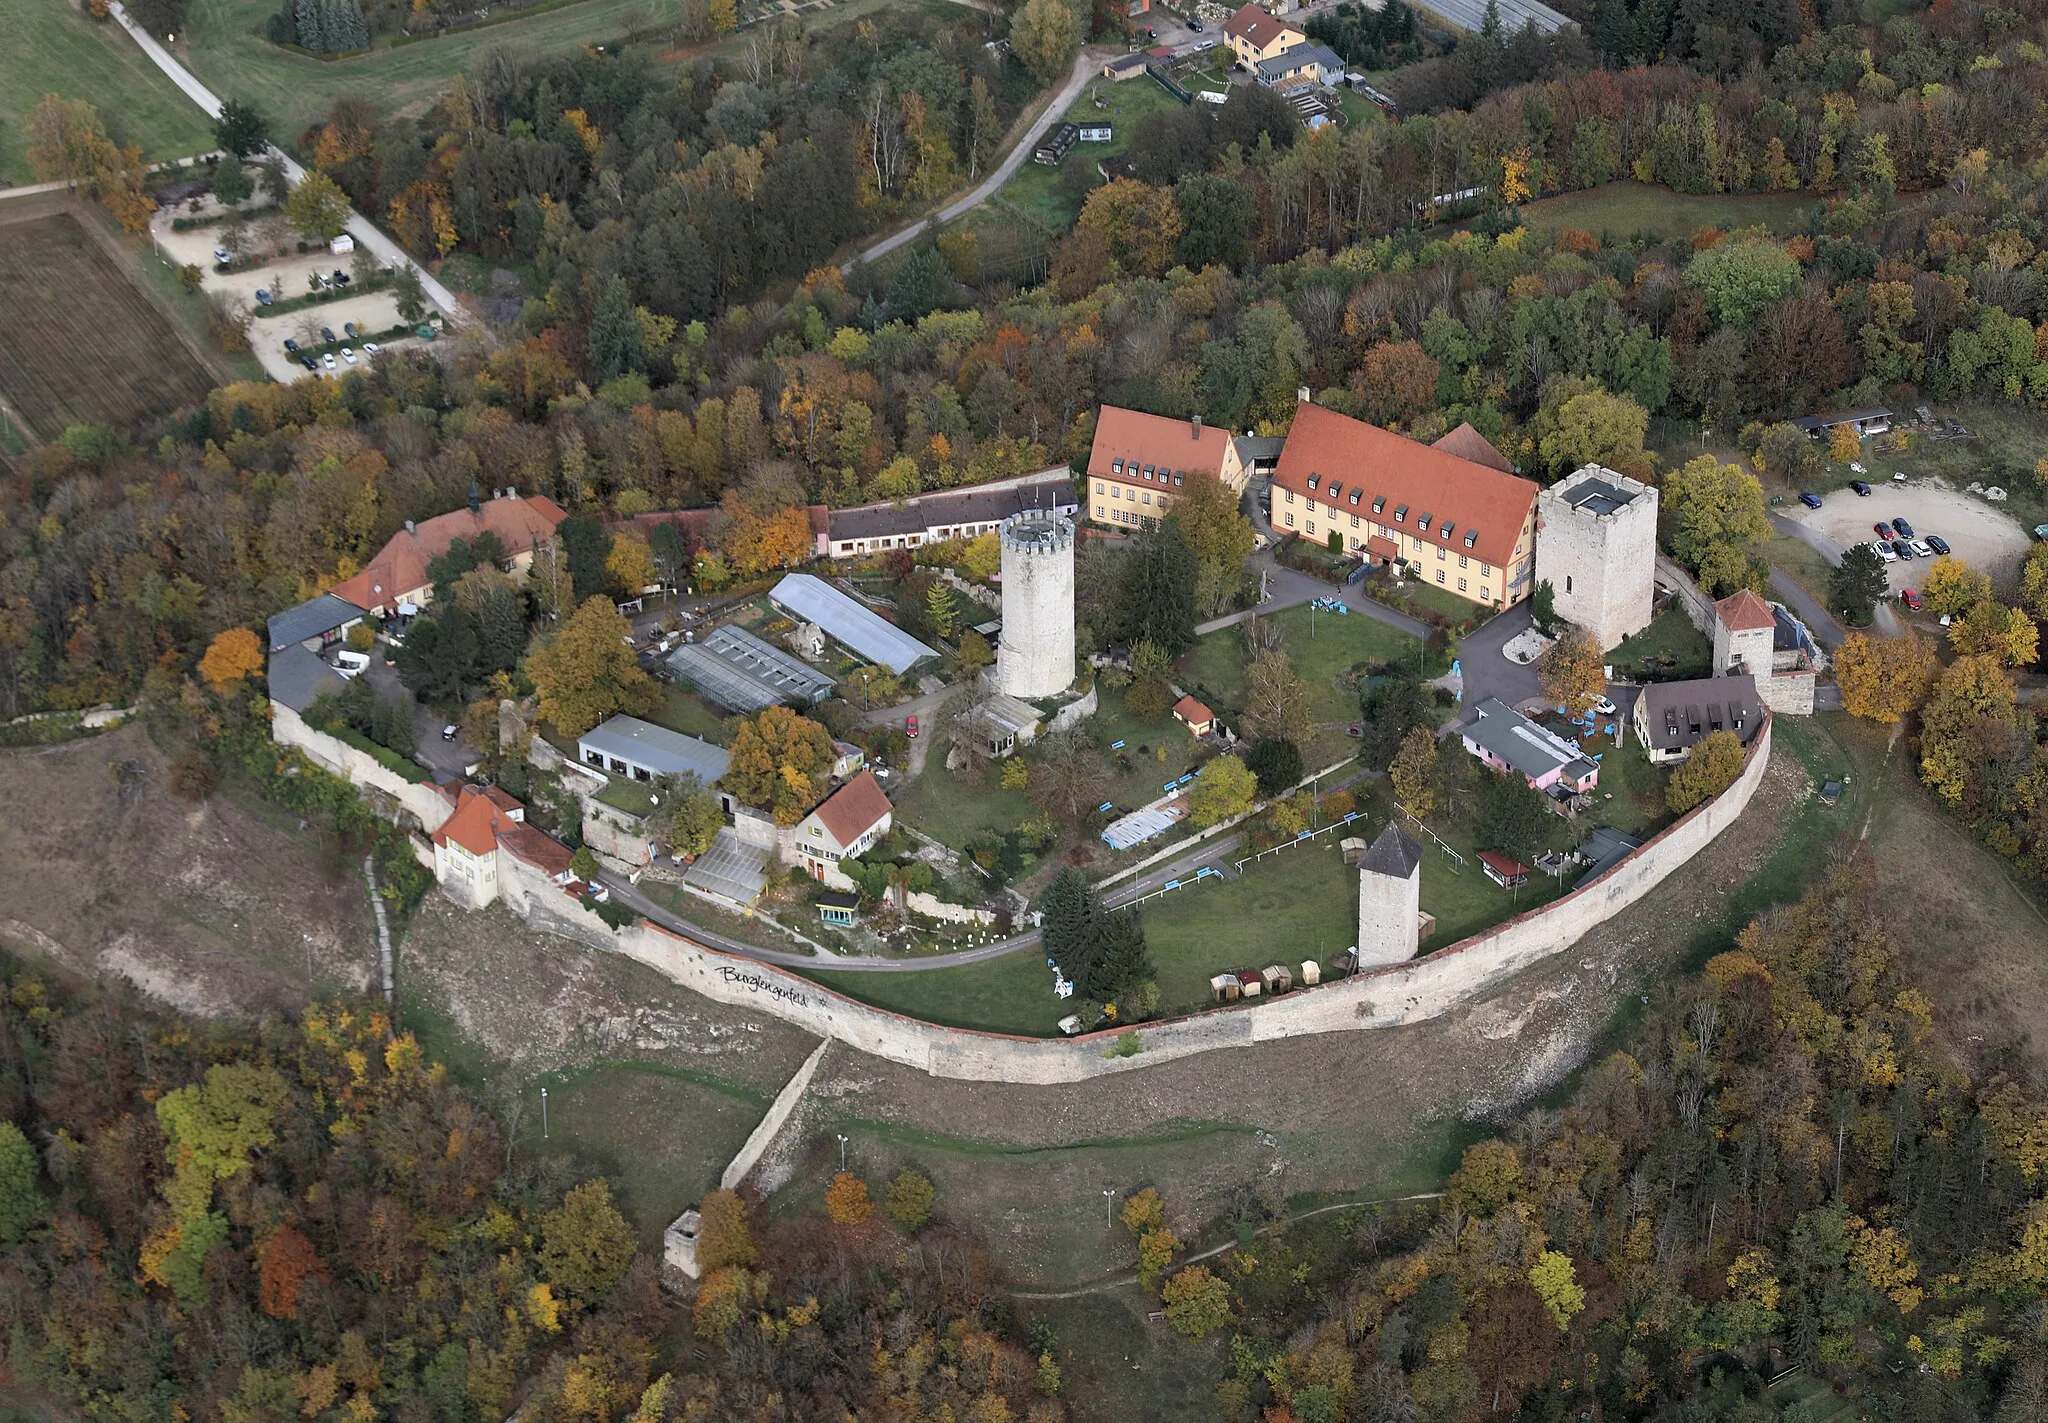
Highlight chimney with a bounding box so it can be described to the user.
[404,519,415,535]
[1191,415,1203,439]
[507,485,518,499]
[1298,385,1311,405]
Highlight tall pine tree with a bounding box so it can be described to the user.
[1114,518,1199,657]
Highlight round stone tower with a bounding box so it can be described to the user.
[996,510,1076,699]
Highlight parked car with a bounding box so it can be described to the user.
[1798,491,1823,508]
[322,353,337,370]
[1187,16,1202,28]
[1871,540,1897,562]
[1874,522,1893,538]
[320,326,337,343]
[332,270,350,286]
[1927,535,1951,555]
[1591,695,1617,717]
[906,714,920,738]
[213,247,230,265]
[1909,539,1932,558]
[1892,538,1914,559]
[300,357,318,371]
[362,341,380,355]
[341,347,357,365]
[332,649,370,678]
[255,289,272,305]
[441,724,459,741]
[283,338,299,353]
[1849,479,1872,495]
[1900,588,1924,610]
[1892,516,1916,538]
[344,322,359,338]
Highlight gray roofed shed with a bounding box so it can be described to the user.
[266,645,347,713]
[769,574,937,674]
[267,594,364,650]
[576,715,731,786]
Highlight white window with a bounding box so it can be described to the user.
[1436,546,1445,560]
[1284,513,1296,528]
[1435,570,1445,584]
[1458,555,1468,569]
[1095,481,1105,492]
[1350,515,1360,528]
[1285,490,1295,504]
[1482,563,1492,576]
[1458,578,1467,591]
[1481,587,1490,600]
[1307,521,1316,535]
[1094,504,1104,517]
[1143,492,1152,504]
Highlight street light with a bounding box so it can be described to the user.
[1102,1187,1118,1229]
[540,1086,549,1140]
[837,1134,850,1172]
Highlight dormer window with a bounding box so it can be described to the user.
[1440,521,1454,540]
[1112,459,1123,473]
[1394,505,1407,522]
[1464,530,1479,548]
[1173,471,1184,486]
[1143,465,1155,480]
[1349,490,1362,505]
[1307,474,1320,491]
[1327,482,1342,500]
[1417,513,1432,531]
[1372,497,1385,514]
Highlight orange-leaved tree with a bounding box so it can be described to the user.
[825,1171,872,1226]
[198,627,265,690]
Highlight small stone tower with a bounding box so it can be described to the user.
[1356,823,1424,968]
[1535,464,1659,651]
[996,510,1076,699]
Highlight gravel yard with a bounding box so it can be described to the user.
[1783,480,2033,592]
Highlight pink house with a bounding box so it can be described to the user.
[1461,698,1599,794]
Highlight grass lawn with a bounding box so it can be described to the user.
[1611,606,1713,682]
[1,0,220,184]
[1140,844,1358,1013]
[1181,601,1422,727]
[1767,530,1839,607]
[891,756,1035,846]
[1514,182,1820,244]
[594,775,656,816]
[1588,732,1671,837]
[985,75,1187,233]
[1088,685,1206,808]
[801,942,1068,1036]
[645,685,730,743]
[176,0,682,142]
[521,1063,767,1247]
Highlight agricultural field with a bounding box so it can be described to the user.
[175,0,681,140]
[1513,181,1819,244]
[0,212,217,440]
[1,0,218,185]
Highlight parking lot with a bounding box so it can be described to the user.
[1780,481,2034,593]
[250,293,418,384]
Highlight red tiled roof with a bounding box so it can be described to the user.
[332,495,568,613]
[431,787,508,858]
[1366,534,1401,561]
[1479,850,1528,878]
[1173,695,1213,724]
[1088,406,1234,481]
[431,785,569,874]
[811,770,892,849]
[1223,2,1300,47]
[1270,402,1539,570]
[1715,589,1776,632]
[1431,422,1515,474]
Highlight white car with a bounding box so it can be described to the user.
[1591,695,1617,717]
[322,352,337,370]
[1908,539,1933,558]
[1849,461,1866,474]
[341,347,357,364]
[363,341,380,355]
[1871,540,1897,562]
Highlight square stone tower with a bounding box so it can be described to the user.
[1711,589,1777,676]
[1535,465,1659,651]
[1356,823,1424,968]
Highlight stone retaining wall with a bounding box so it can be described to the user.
[272,702,451,833]
[490,719,1774,1083]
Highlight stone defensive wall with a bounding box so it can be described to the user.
[498,718,1777,1084]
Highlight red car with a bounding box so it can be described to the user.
[1900,588,1923,610]
[1874,522,1893,538]
[905,714,919,738]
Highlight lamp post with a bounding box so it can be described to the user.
[540,1086,549,1140]
[1102,1187,1117,1229]
[837,1134,849,1172]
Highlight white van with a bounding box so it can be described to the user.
[333,649,371,678]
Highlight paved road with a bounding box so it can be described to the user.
[845,47,1107,272]
[1448,602,1546,712]
[1196,553,1431,643]
[107,2,468,325]
[1767,513,1897,642]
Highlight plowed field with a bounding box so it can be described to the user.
[0,213,215,439]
